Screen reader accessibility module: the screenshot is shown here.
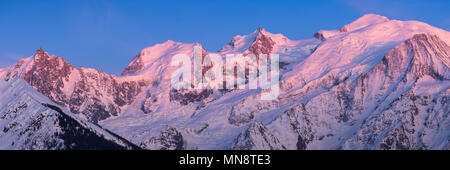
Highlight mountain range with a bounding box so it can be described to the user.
[0,14,448,150]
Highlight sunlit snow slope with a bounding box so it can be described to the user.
[1,14,448,150]
[0,78,140,150]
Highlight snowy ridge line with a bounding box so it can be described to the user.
[0,14,449,150]
[41,103,142,150]
[0,77,141,150]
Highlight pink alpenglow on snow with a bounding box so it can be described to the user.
[170,45,280,100]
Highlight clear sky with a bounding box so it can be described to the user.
[0,0,449,75]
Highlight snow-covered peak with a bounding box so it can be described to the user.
[0,48,73,79]
[35,47,50,58]
[284,15,450,94]
[403,33,450,79]
[230,121,286,150]
[121,40,204,76]
[219,27,292,54]
[0,77,140,150]
[340,14,390,32]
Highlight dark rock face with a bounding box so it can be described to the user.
[406,34,450,80]
[375,34,450,83]
[42,103,141,150]
[228,105,254,126]
[313,32,326,41]
[169,89,213,105]
[267,33,449,150]
[0,86,140,150]
[5,48,148,123]
[230,121,285,150]
[159,127,185,150]
[228,97,279,127]
[219,27,275,56]
[73,71,147,123]
[140,127,185,150]
[122,53,145,76]
[249,28,275,55]
[218,34,240,53]
[283,104,315,150]
[269,103,316,150]
[379,125,416,150]
[336,34,450,150]
[141,93,158,114]
[339,26,349,32]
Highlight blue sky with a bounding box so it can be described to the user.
[0,0,449,75]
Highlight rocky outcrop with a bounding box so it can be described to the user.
[67,69,147,123]
[1,15,449,151]
[121,53,145,76]
[228,104,255,126]
[141,92,158,114]
[271,104,315,150]
[230,121,285,150]
[0,78,140,150]
[249,27,275,55]
[2,48,148,123]
[169,89,213,105]
[339,34,449,149]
